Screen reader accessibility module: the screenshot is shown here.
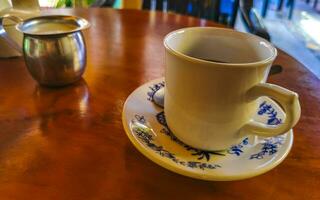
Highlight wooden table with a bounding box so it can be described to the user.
[0,8,319,200]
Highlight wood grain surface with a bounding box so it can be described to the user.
[0,8,319,200]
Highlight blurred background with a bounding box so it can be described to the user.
[4,0,320,78]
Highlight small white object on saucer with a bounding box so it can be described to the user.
[153,87,164,108]
[122,78,293,181]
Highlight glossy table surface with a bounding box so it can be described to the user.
[0,8,319,200]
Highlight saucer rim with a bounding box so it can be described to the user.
[122,77,294,181]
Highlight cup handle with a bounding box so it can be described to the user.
[0,14,23,53]
[240,83,301,137]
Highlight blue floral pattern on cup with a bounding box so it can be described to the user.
[258,101,282,125]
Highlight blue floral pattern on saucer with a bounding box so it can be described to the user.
[131,115,221,170]
[228,138,249,156]
[147,81,165,102]
[156,111,226,161]
[250,136,284,159]
[124,78,294,179]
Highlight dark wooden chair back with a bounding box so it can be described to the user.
[142,0,239,27]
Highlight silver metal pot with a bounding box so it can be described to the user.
[0,15,90,87]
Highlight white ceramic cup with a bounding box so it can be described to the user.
[164,27,301,151]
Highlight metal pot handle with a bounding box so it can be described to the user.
[0,14,23,53]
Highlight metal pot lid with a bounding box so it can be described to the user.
[16,15,90,35]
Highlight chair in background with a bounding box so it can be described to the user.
[304,0,318,9]
[262,0,295,19]
[128,0,278,74]
[240,0,270,41]
[91,0,115,7]
[142,0,239,27]
[309,0,318,10]
[142,0,270,41]
[119,0,278,74]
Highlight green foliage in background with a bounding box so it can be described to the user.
[55,0,67,7]
[55,0,95,7]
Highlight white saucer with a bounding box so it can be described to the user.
[122,78,293,181]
